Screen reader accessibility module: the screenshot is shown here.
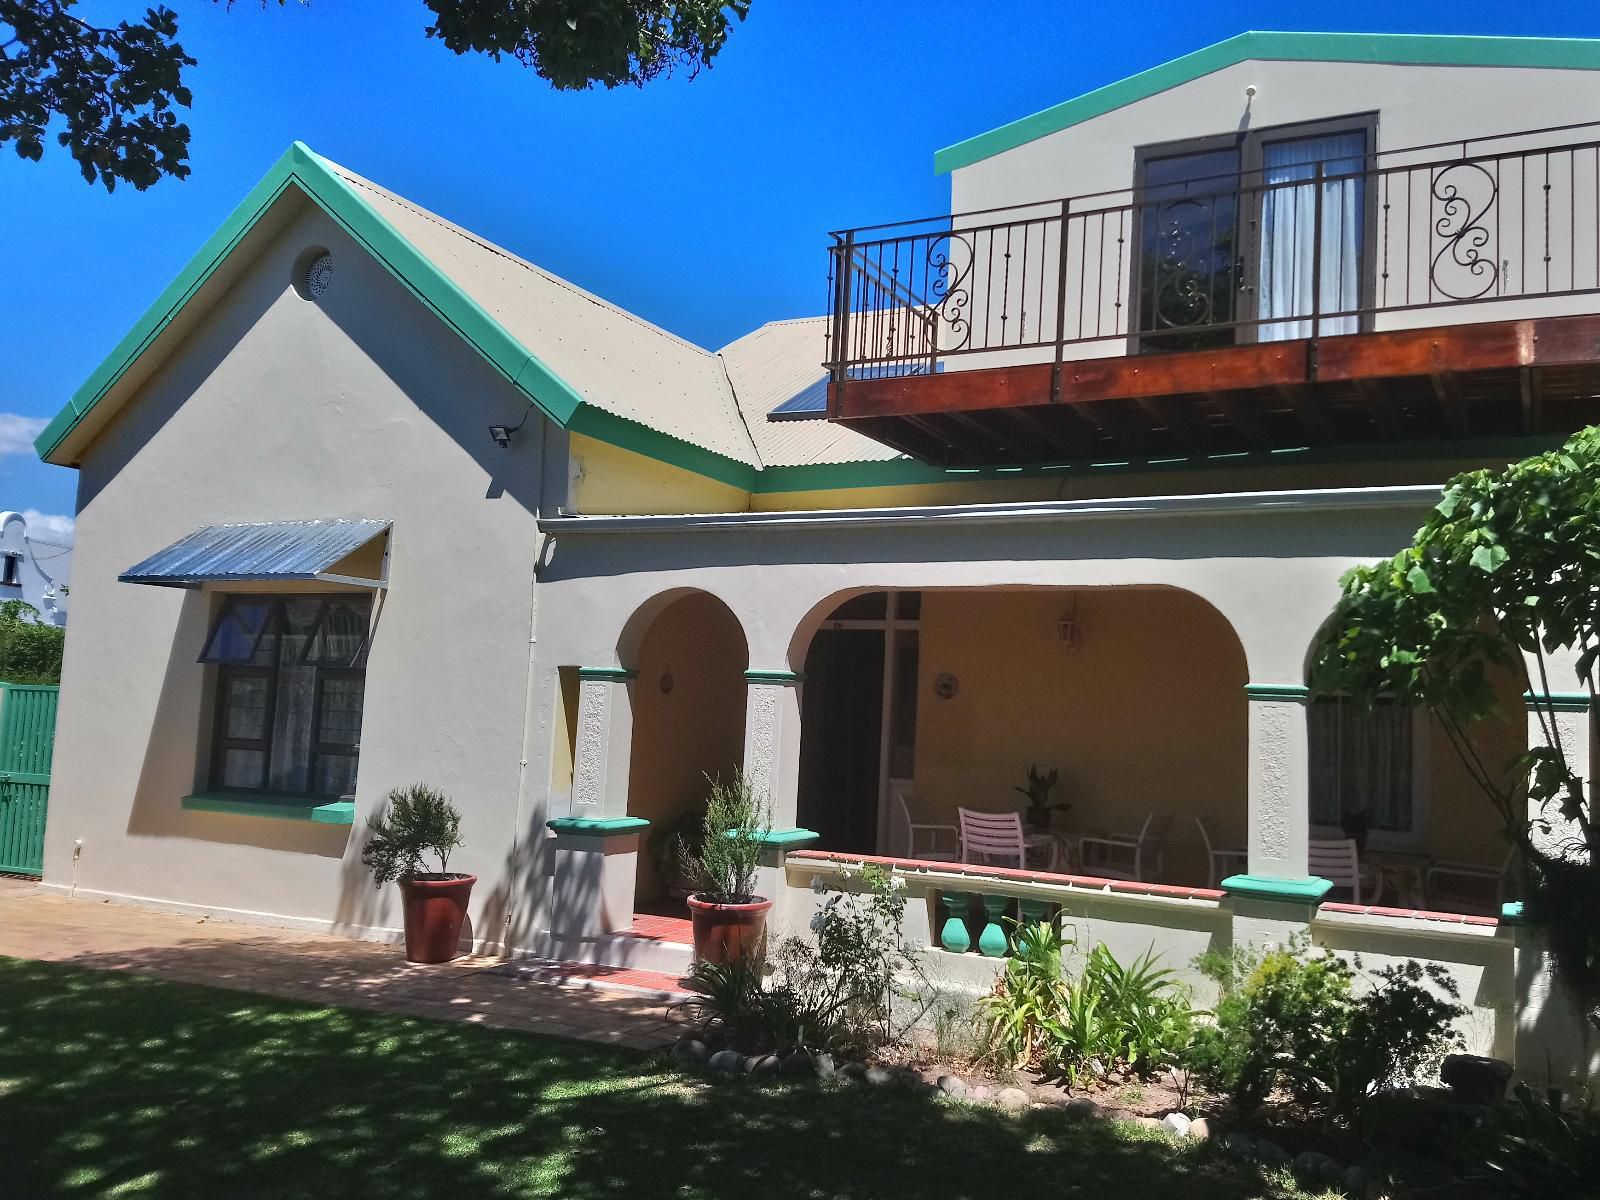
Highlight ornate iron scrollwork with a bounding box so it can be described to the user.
[1430,161,1499,300]
[1149,199,1224,331]
[926,230,975,352]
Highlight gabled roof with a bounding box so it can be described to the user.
[934,31,1600,174]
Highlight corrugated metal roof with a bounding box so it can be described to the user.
[331,167,762,469]
[720,318,905,468]
[121,520,390,586]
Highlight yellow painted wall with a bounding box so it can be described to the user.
[569,433,750,515]
[911,587,1249,887]
[1423,664,1526,869]
[624,592,749,900]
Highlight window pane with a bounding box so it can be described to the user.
[1308,697,1414,833]
[313,753,359,799]
[219,748,265,789]
[222,675,270,740]
[318,677,364,746]
[1138,146,1241,352]
[200,599,277,665]
[303,599,371,668]
[827,592,888,621]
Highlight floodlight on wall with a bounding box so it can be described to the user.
[1057,594,1082,652]
[488,408,533,448]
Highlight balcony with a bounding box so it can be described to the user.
[824,121,1600,466]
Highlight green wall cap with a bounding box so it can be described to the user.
[934,32,1600,174]
[1500,900,1526,924]
[182,791,355,826]
[735,828,820,847]
[1221,873,1334,902]
[1524,691,1591,712]
[546,816,650,835]
[1244,684,1311,702]
[745,670,804,684]
[577,667,637,682]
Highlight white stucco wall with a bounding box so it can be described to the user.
[44,200,554,947]
[0,511,71,628]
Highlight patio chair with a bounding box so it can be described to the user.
[957,808,1027,869]
[1308,837,1382,905]
[1194,816,1247,889]
[1426,848,1515,916]
[1077,812,1173,883]
[897,792,959,861]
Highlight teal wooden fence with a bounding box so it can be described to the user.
[0,683,57,876]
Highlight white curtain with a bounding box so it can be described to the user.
[1308,697,1413,833]
[1258,132,1366,340]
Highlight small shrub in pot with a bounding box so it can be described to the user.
[362,783,475,964]
[681,770,772,965]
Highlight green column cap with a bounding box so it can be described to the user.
[726,827,820,847]
[577,667,636,682]
[1500,900,1526,924]
[546,815,650,835]
[745,670,804,684]
[1244,684,1311,702]
[1221,873,1333,902]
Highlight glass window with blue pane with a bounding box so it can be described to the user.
[199,595,371,798]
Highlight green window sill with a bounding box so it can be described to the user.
[182,791,356,826]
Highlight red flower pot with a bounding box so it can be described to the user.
[397,874,477,964]
[687,893,773,965]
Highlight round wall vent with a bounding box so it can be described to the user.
[304,251,334,300]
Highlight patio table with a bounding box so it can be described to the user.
[1361,848,1433,907]
[1023,831,1071,873]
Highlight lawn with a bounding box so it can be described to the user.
[0,957,1323,1200]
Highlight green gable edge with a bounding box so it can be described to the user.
[933,32,1600,175]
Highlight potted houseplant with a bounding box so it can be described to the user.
[362,783,475,964]
[682,769,772,966]
[1014,764,1067,831]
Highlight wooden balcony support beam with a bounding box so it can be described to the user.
[1429,371,1469,439]
[1354,378,1403,442]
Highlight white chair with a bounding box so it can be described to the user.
[1078,812,1174,883]
[957,808,1027,869]
[1427,849,1516,916]
[1195,816,1247,888]
[897,792,959,861]
[1309,837,1382,905]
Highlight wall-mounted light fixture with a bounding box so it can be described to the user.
[1058,593,1083,652]
[488,407,534,448]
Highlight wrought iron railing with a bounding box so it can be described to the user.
[825,120,1600,385]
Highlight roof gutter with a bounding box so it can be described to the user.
[537,482,1443,535]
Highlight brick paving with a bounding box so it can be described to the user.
[0,880,687,1051]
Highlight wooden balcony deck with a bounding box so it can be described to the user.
[827,313,1600,466]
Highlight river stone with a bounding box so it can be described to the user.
[969,1084,993,1102]
[751,1054,782,1079]
[671,1037,709,1064]
[936,1074,968,1098]
[1343,1165,1373,1195]
[708,1049,744,1074]
[1440,1053,1514,1105]
[1294,1151,1338,1181]
[1222,1132,1254,1159]
[1255,1138,1290,1166]
[996,1086,1031,1110]
[1161,1112,1192,1137]
[1064,1097,1103,1119]
[1186,1116,1212,1141]
[813,1052,836,1079]
[780,1051,815,1079]
[864,1065,896,1088]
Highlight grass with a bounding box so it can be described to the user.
[0,957,1326,1199]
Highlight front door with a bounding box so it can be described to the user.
[798,628,885,855]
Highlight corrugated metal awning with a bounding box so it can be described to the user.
[120,519,390,588]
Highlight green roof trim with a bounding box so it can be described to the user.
[568,404,757,492]
[182,791,355,826]
[935,32,1600,174]
[547,815,650,835]
[1221,873,1334,902]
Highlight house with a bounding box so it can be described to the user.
[0,511,71,627]
[34,32,1600,1081]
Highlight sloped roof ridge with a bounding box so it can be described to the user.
[333,166,719,361]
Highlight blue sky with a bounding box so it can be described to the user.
[5,0,1599,531]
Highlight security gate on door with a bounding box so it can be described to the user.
[0,683,57,876]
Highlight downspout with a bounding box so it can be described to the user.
[506,408,549,954]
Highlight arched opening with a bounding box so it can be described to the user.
[622,591,749,915]
[1303,632,1526,915]
[793,585,1249,887]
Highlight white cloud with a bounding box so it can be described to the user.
[0,414,47,458]
[20,510,73,543]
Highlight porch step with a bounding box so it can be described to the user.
[540,911,696,978]
[484,957,692,1001]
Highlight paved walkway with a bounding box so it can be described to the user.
[0,880,684,1052]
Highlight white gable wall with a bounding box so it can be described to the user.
[45,201,555,942]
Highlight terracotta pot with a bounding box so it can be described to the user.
[686,893,772,965]
[397,874,477,964]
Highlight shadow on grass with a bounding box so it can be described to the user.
[0,958,1310,1200]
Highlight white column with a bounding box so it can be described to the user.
[742,671,805,831]
[1523,645,1591,861]
[570,667,635,819]
[1244,683,1313,883]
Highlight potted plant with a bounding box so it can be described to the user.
[1014,764,1067,831]
[647,801,708,899]
[682,769,772,966]
[362,783,475,964]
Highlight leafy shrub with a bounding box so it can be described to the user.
[0,600,63,683]
[1190,939,1466,1124]
[1480,1084,1600,1197]
[362,784,464,885]
[679,864,927,1055]
[979,921,1194,1085]
[681,770,768,902]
